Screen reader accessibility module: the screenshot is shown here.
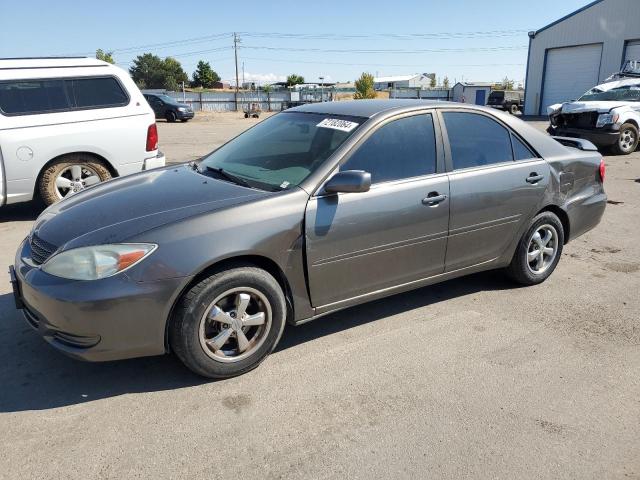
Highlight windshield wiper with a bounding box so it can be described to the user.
[200,165,252,188]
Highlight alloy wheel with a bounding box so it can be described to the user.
[526,224,558,275]
[620,128,637,152]
[199,287,272,363]
[54,164,102,199]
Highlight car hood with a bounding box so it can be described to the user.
[32,164,270,249]
[548,101,629,115]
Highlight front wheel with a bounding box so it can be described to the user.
[165,111,177,123]
[170,267,287,378]
[611,123,638,155]
[506,211,564,285]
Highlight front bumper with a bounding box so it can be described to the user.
[547,125,620,147]
[176,110,195,120]
[11,239,185,362]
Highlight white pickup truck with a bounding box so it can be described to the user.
[547,61,640,155]
[0,57,165,206]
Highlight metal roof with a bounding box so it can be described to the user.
[288,99,463,118]
[534,0,605,35]
[374,75,416,83]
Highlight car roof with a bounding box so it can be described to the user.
[289,99,481,118]
[0,57,111,70]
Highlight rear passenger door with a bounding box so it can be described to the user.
[439,110,549,271]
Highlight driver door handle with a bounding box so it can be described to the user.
[526,172,544,184]
[422,193,447,206]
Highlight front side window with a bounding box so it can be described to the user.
[443,112,513,169]
[341,114,437,183]
[199,112,364,191]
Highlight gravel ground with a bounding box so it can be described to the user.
[0,112,638,480]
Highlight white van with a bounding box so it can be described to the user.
[0,57,165,206]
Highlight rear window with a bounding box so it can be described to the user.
[489,91,505,100]
[0,76,129,116]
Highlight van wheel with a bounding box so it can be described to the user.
[166,111,177,122]
[39,155,112,205]
[510,104,519,115]
[505,211,564,286]
[170,266,287,378]
[611,123,638,155]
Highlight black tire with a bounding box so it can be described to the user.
[180,119,189,123]
[166,111,177,123]
[39,154,112,206]
[170,266,287,378]
[244,113,249,118]
[509,103,519,115]
[505,211,564,286]
[611,123,639,155]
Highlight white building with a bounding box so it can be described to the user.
[451,82,494,105]
[524,0,640,115]
[374,73,435,90]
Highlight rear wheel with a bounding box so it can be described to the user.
[509,103,519,115]
[170,267,287,378]
[506,211,564,285]
[611,123,638,155]
[165,111,177,123]
[39,155,112,205]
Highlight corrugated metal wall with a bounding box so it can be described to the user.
[525,0,640,115]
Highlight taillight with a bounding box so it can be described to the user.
[598,158,606,182]
[146,124,158,152]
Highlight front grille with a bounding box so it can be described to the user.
[29,234,57,265]
[558,112,599,129]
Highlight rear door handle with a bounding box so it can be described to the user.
[526,173,544,184]
[422,193,447,206]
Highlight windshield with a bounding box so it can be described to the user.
[199,112,364,191]
[489,91,504,100]
[579,85,640,102]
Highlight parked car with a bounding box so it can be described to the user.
[143,93,194,122]
[0,57,165,206]
[547,73,640,155]
[487,90,524,114]
[11,100,606,378]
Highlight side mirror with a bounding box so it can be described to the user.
[324,170,371,194]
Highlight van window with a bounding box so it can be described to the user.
[0,76,129,115]
[0,79,71,115]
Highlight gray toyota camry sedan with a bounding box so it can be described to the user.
[10,100,606,378]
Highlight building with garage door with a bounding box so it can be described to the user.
[524,0,640,115]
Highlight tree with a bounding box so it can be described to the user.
[429,76,437,88]
[353,72,377,100]
[286,74,305,87]
[442,76,450,89]
[501,76,515,90]
[129,54,189,91]
[192,60,220,89]
[96,49,114,64]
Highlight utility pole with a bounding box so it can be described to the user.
[242,61,245,86]
[234,32,240,111]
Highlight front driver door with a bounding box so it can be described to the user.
[305,113,450,308]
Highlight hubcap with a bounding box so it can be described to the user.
[620,129,636,151]
[526,224,558,275]
[199,287,272,363]
[54,164,101,199]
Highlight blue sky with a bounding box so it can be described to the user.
[0,0,591,86]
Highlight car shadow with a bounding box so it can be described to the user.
[0,200,45,223]
[0,270,517,412]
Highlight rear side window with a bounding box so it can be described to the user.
[0,79,71,115]
[342,114,437,183]
[0,76,129,116]
[511,133,535,160]
[443,112,513,169]
[71,77,128,108]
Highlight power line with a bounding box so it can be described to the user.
[238,29,529,40]
[240,56,524,68]
[241,45,528,54]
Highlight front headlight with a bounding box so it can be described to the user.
[177,107,186,112]
[596,113,619,128]
[41,243,157,280]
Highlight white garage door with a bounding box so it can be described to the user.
[624,40,640,63]
[541,44,602,114]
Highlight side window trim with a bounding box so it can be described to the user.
[337,111,443,185]
[0,75,130,116]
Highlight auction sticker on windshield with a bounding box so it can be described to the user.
[317,118,359,132]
